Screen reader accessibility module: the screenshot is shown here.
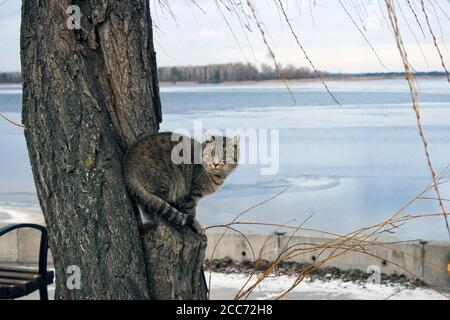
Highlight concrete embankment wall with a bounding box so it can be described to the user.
[1,226,449,289]
[206,231,450,289]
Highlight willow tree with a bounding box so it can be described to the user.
[20,1,206,299]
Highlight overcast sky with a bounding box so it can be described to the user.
[0,0,449,73]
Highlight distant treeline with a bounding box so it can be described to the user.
[0,72,21,83]
[0,67,446,84]
[158,64,447,83]
[158,63,324,83]
[328,71,447,79]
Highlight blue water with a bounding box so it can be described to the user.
[1,79,450,240]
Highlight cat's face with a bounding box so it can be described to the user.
[202,133,240,174]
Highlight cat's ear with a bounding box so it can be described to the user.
[233,135,241,145]
[205,132,214,142]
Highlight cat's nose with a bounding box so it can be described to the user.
[213,163,220,168]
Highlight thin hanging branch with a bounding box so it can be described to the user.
[405,0,426,37]
[338,0,389,71]
[384,0,450,239]
[276,0,342,106]
[244,0,297,103]
[419,0,450,82]
[397,2,430,67]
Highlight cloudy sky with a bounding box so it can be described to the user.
[0,0,449,73]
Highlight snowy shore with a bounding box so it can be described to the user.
[207,272,447,300]
[17,271,447,300]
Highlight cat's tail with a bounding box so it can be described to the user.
[125,177,192,228]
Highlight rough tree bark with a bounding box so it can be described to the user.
[20,0,207,300]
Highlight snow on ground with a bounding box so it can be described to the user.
[0,205,43,224]
[15,271,448,300]
[207,272,448,300]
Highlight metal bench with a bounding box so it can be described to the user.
[0,224,54,300]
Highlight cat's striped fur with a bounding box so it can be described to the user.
[123,132,239,234]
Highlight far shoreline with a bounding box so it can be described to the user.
[0,75,447,86]
[160,75,446,85]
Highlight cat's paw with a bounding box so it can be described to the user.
[190,219,206,236]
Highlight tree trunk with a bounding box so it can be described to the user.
[20,0,207,300]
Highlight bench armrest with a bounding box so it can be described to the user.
[0,223,49,275]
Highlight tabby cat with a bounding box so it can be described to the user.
[123,132,240,235]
